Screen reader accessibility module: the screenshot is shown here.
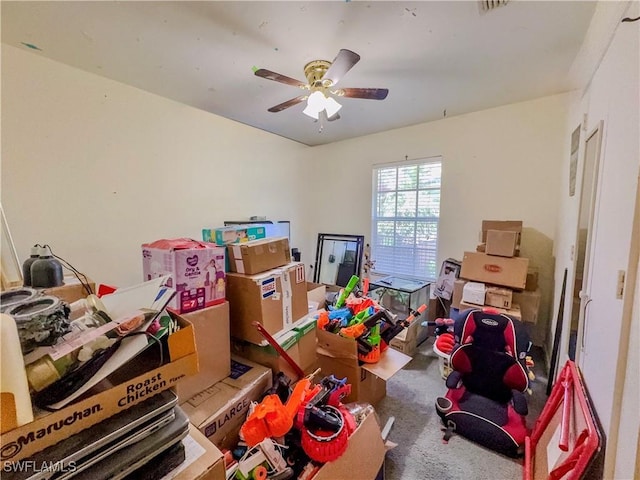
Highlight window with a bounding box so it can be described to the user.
[371,157,442,280]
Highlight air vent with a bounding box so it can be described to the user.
[478,0,509,13]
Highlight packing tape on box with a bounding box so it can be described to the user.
[232,245,245,274]
[281,272,293,326]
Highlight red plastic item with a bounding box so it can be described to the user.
[253,321,305,379]
[96,284,117,297]
[301,405,354,463]
[435,333,456,354]
[358,345,381,364]
[345,297,376,315]
[559,379,573,451]
[524,361,603,480]
[362,278,370,296]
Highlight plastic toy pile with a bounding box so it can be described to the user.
[315,275,426,364]
[222,370,375,480]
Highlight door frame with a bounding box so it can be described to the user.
[566,120,604,366]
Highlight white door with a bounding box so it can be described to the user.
[568,122,603,363]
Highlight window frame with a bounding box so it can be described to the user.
[370,156,442,281]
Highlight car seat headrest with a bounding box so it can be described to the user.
[459,309,518,358]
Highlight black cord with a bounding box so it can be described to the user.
[44,244,94,296]
[622,16,639,22]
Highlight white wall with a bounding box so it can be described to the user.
[303,95,569,346]
[1,45,311,287]
[552,1,640,475]
[2,45,569,349]
[616,258,640,479]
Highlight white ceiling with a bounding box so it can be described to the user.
[2,1,596,146]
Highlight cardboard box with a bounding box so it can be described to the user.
[202,225,266,246]
[181,357,272,450]
[389,317,421,356]
[183,358,387,480]
[230,329,300,380]
[306,282,327,312]
[481,220,523,244]
[513,289,541,324]
[428,292,450,323]
[486,229,519,257]
[462,281,486,306]
[451,279,466,310]
[1,312,199,465]
[43,277,96,304]
[202,400,386,480]
[458,301,522,321]
[316,329,411,404]
[460,252,529,290]
[168,424,225,480]
[141,239,226,313]
[312,411,386,480]
[231,316,318,379]
[293,317,319,373]
[226,263,308,345]
[177,302,231,402]
[227,237,291,275]
[526,267,539,291]
[485,286,513,309]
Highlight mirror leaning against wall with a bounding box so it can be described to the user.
[313,233,365,287]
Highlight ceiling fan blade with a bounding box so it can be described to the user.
[323,49,360,87]
[254,69,307,88]
[328,113,341,122]
[267,95,307,113]
[338,88,389,100]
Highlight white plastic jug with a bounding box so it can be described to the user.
[1,313,34,431]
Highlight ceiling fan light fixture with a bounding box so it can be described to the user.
[256,49,387,123]
[302,90,341,119]
[324,96,342,117]
[302,104,320,119]
[306,91,326,110]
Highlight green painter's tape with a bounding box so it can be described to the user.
[21,42,42,51]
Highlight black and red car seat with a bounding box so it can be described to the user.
[435,308,531,458]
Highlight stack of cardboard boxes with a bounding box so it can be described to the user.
[1,226,392,479]
[224,236,324,379]
[452,221,542,326]
[175,231,390,478]
[175,232,317,449]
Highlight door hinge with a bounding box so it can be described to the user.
[616,270,625,299]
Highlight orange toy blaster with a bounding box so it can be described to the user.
[241,374,351,447]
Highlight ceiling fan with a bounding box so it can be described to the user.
[254,49,389,121]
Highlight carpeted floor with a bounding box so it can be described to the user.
[375,338,548,480]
